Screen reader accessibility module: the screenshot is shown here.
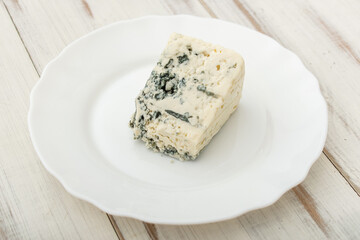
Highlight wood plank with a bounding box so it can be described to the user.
[147,155,360,240]
[0,2,118,239]
[3,0,172,73]
[2,0,210,74]
[3,0,360,239]
[201,0,360,194]
[114,218,151,240]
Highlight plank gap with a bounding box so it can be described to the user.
[2,1,124,239]
[143,222,159,240]
[3,1,359,238]
[323,148,360,197]
[198,0,359,199]
[107,214,126,240]
[3,1,40,76]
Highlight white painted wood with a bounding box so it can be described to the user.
[0,2,118,239]
[152,155,360,240]
[1,0,209,73]
[202,0,360,193]
[107,158,360,240]
[1,0,360,239]
[2,0,168,73]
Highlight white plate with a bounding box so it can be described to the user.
[28,15,327,224]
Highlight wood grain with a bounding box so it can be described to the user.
[232,0,265,33]
[308,13,360,65]
[140,155,360,240]
[292,185,328,237]
[201,0,360,194]
[1,0,360,239]
[197,0,216,18]
[0,1,118,239]
[81,0,94,18]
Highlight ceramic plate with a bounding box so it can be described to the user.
[28,15,327,224]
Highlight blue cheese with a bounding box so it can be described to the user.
[129,33,245,161]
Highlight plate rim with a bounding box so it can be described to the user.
[28,14,328,225]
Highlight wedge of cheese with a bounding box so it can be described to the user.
[129,33,245,161]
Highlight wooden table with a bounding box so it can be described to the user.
[1,0,359,239]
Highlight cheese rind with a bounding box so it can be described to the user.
[129,33,245,161]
